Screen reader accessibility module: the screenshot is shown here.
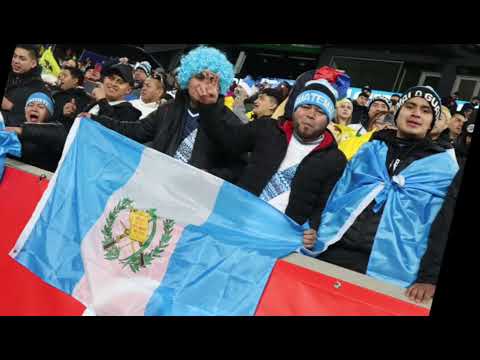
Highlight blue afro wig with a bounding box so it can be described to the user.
[178,46,234,95]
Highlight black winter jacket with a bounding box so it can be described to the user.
[91,90,247,183]
[416,167,464,284]
[198,100,347,229]
[52,87,92,132]
[3,67,48,126]
[86,99,141,123]
[11,121,67,172]
[317,129,457,284]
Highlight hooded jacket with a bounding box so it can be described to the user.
[10,120,67,172]
[198,99,347,229]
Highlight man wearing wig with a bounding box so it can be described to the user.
[195,66,349,250]
[89,46,246,182]
[304,86,459,304]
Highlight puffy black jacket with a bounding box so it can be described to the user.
[52,87,92,132]
[198,100,347,229]
[1,110,17,127]
[86,99,141,123]
[317,129,457,284]
[3,67,48,126]
[11,121,67,172]
[91,90,247,183]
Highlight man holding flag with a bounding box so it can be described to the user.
[195,66,350,249]
[88,46,247,184]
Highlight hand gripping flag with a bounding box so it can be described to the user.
[10,118,302,316]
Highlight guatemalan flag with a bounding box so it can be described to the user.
[10,118,303,316]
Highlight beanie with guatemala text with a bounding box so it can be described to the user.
[293,66,351,122]
[394,86,442,127]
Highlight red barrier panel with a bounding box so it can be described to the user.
[255,260,430,316]
[0,167,85,316]
[1,164,429,316]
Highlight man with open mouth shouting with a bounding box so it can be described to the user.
[4,92,66,172]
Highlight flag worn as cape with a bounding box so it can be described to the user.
[302,139,458,288]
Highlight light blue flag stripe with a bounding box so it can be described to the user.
[13,119,144,294]
[145,182,302,315]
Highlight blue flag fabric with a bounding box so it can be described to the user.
[10,118,302,315]
[0,119,22,182]
[302,140,458,287]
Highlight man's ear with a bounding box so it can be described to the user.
[269,98,278,111]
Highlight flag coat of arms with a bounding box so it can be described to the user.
[10,118,303,316]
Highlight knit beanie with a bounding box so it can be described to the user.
[135,61,152,77]
[25,92,55,116]
[368,95,391,112]
[394,86,442,127]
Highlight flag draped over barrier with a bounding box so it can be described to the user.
[10,118,302,316]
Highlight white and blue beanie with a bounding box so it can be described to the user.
[293,79,338,122]
[368,95,391,112]
[25,92,55,116]
[135,61,152,76]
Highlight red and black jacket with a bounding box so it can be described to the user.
[198,100,347,229]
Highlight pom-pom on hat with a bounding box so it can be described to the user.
[293,66,351,122]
